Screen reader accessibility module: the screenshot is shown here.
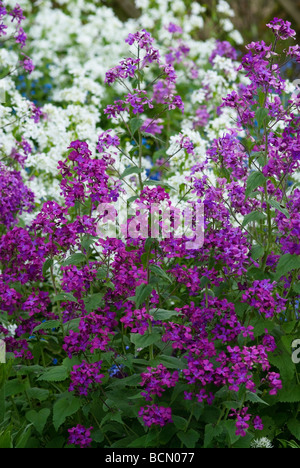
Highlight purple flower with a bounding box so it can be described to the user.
[266,17,296,40]
[69,360,104,396]
[253,416,264,431]
[68,425,93,448]
[138,405,173,427]
[167,22,183,34]
[15,27,27,48]
[21,54,34,74]
[9,3,25,24]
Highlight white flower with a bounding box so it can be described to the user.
[251,438,273,449]
[216,0,235,17]
[220,18,234,32]
[229,30,244,45]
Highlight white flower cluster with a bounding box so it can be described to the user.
[251,437,273,448]
[0,0,250,216]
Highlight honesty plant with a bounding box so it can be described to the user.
[0,0,299,450]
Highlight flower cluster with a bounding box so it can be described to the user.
[68,425,93,449]
[69,360,104,396]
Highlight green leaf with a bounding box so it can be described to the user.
[287,419,300,441]
[129,117,143,135]
[0,429,12,448]
[38,366,68,382]
[275,254,300,280]
[177,429,200,448]
[277,385,300,403]
[15,424,32,449]
[53,394,82,431]
[268,348,295,382]
[64,318,81,333]
[268,199,290,219]
[255,107,269,129]
[53,292,77,303]
[251,245,265,261]
[149,265,172,283]
[83,293,104,312]
[134,283,153,308]
[155,355,186,370]
[42,258,53,277]
[5,379,26,397]
[149,308,179,321]
[144,180,174,190]
[121,166,143,179]
[245,171,266,200]
[128,196,139,204]
[245,391,269,406]
[33,320,60,332]
[127,433,157,448]
[222,420,240,445]
[173,415,187,431]
[26,408,50,435]
[293,283,300,294]
[130,330,161,350]
[204,423,223,448]
[26,388,50,402]
[242,211,266,227]
[62,253,86,266]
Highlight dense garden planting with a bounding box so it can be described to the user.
[0,0,300,449]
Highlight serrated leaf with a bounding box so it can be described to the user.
[222,420,240,445]
[64,318,81,333]
[37,366,68,382]
[149,265,172,283]
[5,379,26,397]
[255,107,269,129]
[62,253,86,266]
[26,388,50,402]
[245,171,266,200]
[129,117,143,135]
[204,423,223,448]
[277,385,300,403]
[268,349,295,381]
[242,211,266,227]
[287,419,300,441]
[177,429,200,448]
[275,254,300,280]
[149,308,179,321]
[245,391,269,406]
[154,355,185,370]
[121,166,143,179]
[42,258,53,277]
[33,320,60,332]
[53,292,77,303]
[53,394,81,431]
[143,180,174,190]
[251,245,265,260]
[83,293,104,312]
[134,283,153,308]
[130,331,161,349]
[268,199,290,219]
